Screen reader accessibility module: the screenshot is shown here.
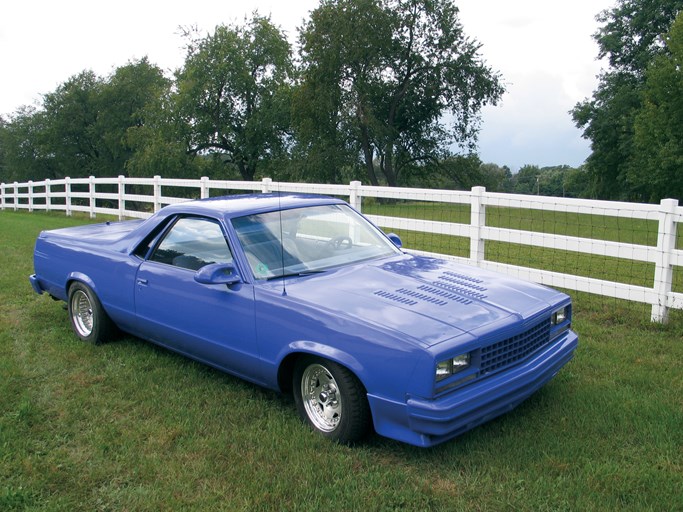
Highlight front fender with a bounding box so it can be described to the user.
[274,338,427,405]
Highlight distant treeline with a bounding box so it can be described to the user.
[0,1,503,192]
[2,0,682,202]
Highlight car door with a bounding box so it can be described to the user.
[134,216,260,382]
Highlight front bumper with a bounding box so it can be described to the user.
[368,330,578,447]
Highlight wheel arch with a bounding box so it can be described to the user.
[66,272,98,296]
[65,273,117,323]
[277,342,368,395]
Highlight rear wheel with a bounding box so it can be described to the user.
[67,282,115,344]
[293,356,371,444]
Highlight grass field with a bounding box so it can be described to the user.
[1,210,682,511]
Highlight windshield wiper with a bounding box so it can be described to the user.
[267,269,326,280]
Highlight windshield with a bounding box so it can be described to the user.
[231,204,402,279]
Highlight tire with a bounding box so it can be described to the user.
[67,282,115,344]
[293,356,371,444]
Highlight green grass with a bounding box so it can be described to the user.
[2,210,683,511]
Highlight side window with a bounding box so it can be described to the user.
[149,217,233,271]
[132,217,174,259]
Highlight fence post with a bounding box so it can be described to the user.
[469,186,486,266]
[65,177,72,216]
[349,181,362,212]
[28,181,34,212]
[118,175,125,221]
[0,183,5,211]
[45,179,51,212]
[200,176,209,199]
[89,176,96,219]
[13,182,19,211]
[153,175,161,212]
[261,177,273,193]
[651,198,679,323]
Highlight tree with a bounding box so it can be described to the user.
[629,12,683,201]
[478,163,512,192]
[0,59,169,182]
[0,107,55,182]
[572,0,683,201]
[40,70,104,178]
[0,117,5,182]
[295,0,504,186]
[563,166,592,198]
[96,58,170,177]
[511,165,542,195]
[173,15,293,181]
[505,165,589,198]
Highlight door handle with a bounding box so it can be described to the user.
[137,278,148,286]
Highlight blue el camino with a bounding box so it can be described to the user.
[30,193,577,447]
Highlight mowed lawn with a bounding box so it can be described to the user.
[1,210,682,511]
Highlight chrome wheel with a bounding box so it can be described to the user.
[71,289,94,337]
[300,363,342,432]
[67,282,115,344]
[293,356,371,443]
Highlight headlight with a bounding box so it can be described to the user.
[436,353,471,381]
[551,306,569,326]
[550,305,571,340]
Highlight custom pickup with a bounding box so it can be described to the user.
[30,193,577,447]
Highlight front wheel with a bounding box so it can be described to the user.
[293,356,371,444]
[67,282,115,344]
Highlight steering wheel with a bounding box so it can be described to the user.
[326,236,353,250]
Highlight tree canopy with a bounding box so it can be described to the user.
[5,1,654,202]
[0,59,168,182]
[173,15,293,181]
[294,0,504,186]
[572,0,683,202]
[1,3,503,189]
[629,12,683,201]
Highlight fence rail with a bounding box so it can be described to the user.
[2,175,681,323]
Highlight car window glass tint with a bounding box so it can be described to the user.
[132,217,174,259]
[232,204,400,279]
[150,217,233,270]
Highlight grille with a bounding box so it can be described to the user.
[480,320,551,375]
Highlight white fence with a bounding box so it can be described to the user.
[2,175,682,323]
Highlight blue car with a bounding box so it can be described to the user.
[30,193,577,447]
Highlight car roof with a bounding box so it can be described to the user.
[160,193,346,219]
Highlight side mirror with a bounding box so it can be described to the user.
[386,233,402,249]
[194,263,242,286]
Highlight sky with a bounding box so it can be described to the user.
[0,0,615,171]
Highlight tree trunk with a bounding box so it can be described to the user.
[360,125,380,186]
[382,141,398,187]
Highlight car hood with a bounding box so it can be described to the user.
[281,254,565,348]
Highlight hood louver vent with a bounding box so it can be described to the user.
[374,272,489,308]
[433,272,488,300]
[395,288,449,306]
[375,283,480,308]
[374,290,418,306]
[416,285,473,305]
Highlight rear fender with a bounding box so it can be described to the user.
[66,272,98,296]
